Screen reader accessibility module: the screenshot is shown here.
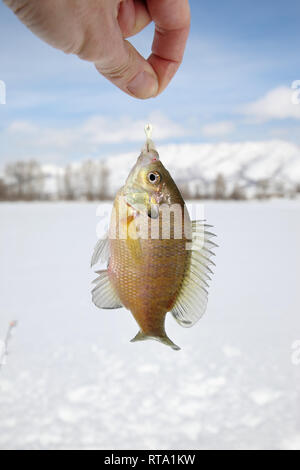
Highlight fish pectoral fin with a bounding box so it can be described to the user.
[130,331,180,351]
[92,269,123,309]
[171,220,217,328]
[91,233,110,267]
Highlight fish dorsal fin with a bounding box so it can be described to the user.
[171,220,217,328]
[91,233,110,267]
[92,269,123,309]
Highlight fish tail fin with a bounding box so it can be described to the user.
[130,330,147,344]
[130,331,181,351]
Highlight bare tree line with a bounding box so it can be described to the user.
[1,161,44,201]
[180,173,300,200]
[0,161,299,202]
[179,174,246,200]
[0,160,110,201]
[62,160,109,201]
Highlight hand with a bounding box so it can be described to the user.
[4,0,190,99]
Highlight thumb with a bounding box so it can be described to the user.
[94,36,159,100]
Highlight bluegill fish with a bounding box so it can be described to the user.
[91,125,217,350]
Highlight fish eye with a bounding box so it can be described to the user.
[147,171,161,184]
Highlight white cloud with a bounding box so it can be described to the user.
[7,121,37,133]
[241,86,300,122]
[6,113,187,148]
[82,112,188,144]
[201,121,235,137]
[0,113,189,164]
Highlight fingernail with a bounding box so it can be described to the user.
[127,71,158,99]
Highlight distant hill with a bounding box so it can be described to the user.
[1,140,300,200]
[106,140,300,199]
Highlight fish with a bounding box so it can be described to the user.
[91,124,217,351]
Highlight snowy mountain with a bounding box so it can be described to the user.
[105,140,300,199]
[1,140,300,200]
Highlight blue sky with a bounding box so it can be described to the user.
[0,0,300,164]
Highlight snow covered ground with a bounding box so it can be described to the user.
[0,201,299,450]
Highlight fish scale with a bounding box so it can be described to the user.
[109,235,189,337]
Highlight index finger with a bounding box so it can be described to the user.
[147,0,191,95]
